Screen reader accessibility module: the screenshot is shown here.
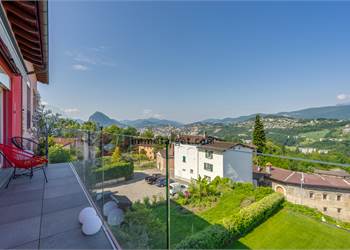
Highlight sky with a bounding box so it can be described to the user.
[39,1,350,123]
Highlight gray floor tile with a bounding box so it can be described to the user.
[44,182,82,199]
[40,205,85,238]
[5,180,44,193]
[0,189,43,207]
[43,192,89,214]
[39,228,113,249]
[0,200,42,225]
[11,240,39,249]
[44,176,78,189]
[0,217,41,249]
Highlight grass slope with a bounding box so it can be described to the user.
[152,186,272,247]
[231,208,350,249]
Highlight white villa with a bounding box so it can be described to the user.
[174,138,255,183]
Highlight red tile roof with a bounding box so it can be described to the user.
[254,166,350,190]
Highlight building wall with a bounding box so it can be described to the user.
[156,153,174,177]
[198,149,224,181]
[271,181,350,222]
[174,144,198,181]
[138,145,155,160]
[223,145,253,183]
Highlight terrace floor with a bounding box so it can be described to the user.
[0,163,115,249]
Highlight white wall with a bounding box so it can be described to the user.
[198,149,224,181]
[223,145,253,183]
[174,144,198,181]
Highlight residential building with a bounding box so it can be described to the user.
[0,1,48,148]
[254,165,350,222]
[156,143,174,177]
[174,136,255,182]
[135,143,155,160]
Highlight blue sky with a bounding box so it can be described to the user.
[39,1,350,123]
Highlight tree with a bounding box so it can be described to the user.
[253,114,266,153]
[81,121,97,131]
[141,128,154,139]
[112,146,121,162]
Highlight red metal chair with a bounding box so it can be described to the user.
[0,144,48,188]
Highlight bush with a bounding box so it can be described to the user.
[112,201,166,249]
[175,224,231,249]
[94,161,134,181]
[48,145,72,163]
[175,192,284,249]
[223,192,284,235]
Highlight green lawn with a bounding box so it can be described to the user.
[299,129,330,141]
[152,186,272,247]
[230,208,350,249]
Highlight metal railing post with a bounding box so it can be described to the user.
[165,139,170,249]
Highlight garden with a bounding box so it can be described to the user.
[111,176,282,249]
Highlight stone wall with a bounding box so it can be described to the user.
[271,181,350,222]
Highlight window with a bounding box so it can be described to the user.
[204,163,213,172]
[205,150,213,159]
[182,156,186,163]
[323,207,327,212]
[309,192,314,199]
[204,175,211,182]
[337,195,342,201]
[190,169,193,174]
[337,208,342,213]
[182,168,186,172]
[323,193,328,200]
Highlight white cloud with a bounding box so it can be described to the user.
[142,109,162,119]
[337,93,350,101]
[72,64,88,71]
[66,47,116,70]
[64,108,80,114]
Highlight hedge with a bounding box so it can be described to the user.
[94,161,134,182]
[175,224,231,249]
[175,192,284,249]
[48,145,72,163]
[223,192,284,235]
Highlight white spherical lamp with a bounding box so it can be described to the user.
[79,207,97,224]
[103,201,117,217]
[107,208,124,226]
[82,215,102,235]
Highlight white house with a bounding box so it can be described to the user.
[174,139,254,183]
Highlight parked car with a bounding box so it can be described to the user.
[155,178,174,187]
[180,184,189,193]
[169,183,181,195]
[169,183,189,196]
[145,173,162,184]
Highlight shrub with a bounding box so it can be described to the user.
[94,161,134,181]
[175,192,284,249]
[112,201,166,249]
[111,146,121,163]
[48,145,72,163]
[175,224,231,249]
[223,192,284,235]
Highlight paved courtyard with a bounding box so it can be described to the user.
[104,169,166,202]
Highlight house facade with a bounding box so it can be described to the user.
[174,138,254,182]
[0,1,48,152]
[254,165,350,222]
[156,144,174,177]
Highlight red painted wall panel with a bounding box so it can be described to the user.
[11,76,22,138]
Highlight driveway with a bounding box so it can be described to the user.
[104,169,166,202]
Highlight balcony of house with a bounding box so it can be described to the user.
[0,162,116,249]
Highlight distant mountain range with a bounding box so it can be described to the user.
[88,112,183,128]
[87,104,350,128]
[196,104,350,125]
